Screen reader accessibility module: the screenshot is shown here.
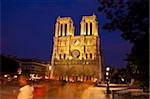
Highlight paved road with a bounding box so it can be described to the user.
[0,85,18,99]
[0,82,128,99]
[44,83,113,99]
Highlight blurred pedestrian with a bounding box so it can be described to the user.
[17,75,34,99]
[33,81,48,99]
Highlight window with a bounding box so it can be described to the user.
[65,24,67,36]
[90,53,92,59]
[60,24,63,36]
[84,46,85,52]
[64,54,66,60]
[60,54,61,59]
[86,54,88,59]
[90,23,92,35]
[86,23,88,35]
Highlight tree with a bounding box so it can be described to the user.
[110,67,127,84]
[98,0,149,89]
[0,54,19,74]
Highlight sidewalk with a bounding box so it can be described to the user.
[0,85,18,99]
[112,87,149,99]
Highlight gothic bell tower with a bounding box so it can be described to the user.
[80,14,98,36]
[55,16,74,37]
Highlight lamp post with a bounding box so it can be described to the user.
[106,65,110,94]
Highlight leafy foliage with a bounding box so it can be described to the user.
[98,0,148,42]
[110,67,127,84]
[98,0,149,89]
[0,55,19,74]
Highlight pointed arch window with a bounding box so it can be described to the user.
[60,54,61,59]
[86,54,88,59]
[90,23,92,35]
[64,54,66,60]
[90,53,92,59]
[65,24,67,36]
[86,23,88,35]
[60,24,63,36]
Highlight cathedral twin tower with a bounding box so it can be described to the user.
[51,14,103,82]
[55,14,98,37]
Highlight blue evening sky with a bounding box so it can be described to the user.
[1,0,132,68]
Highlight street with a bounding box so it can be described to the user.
[0,81,129,99]
[44,83,114,99]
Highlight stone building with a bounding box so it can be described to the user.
[19,59,48,79]
[51,14,103,82]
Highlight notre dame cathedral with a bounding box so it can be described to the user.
[51,14,103,82]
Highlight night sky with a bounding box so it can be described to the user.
[1,0,132,68]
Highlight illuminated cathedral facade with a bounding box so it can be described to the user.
[51,14,103,82]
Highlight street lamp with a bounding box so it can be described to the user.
[105,65,111,94]
[106,72,109,76]
[121,78,124,82]
[4,74,7,78]
[106,67,110,71]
